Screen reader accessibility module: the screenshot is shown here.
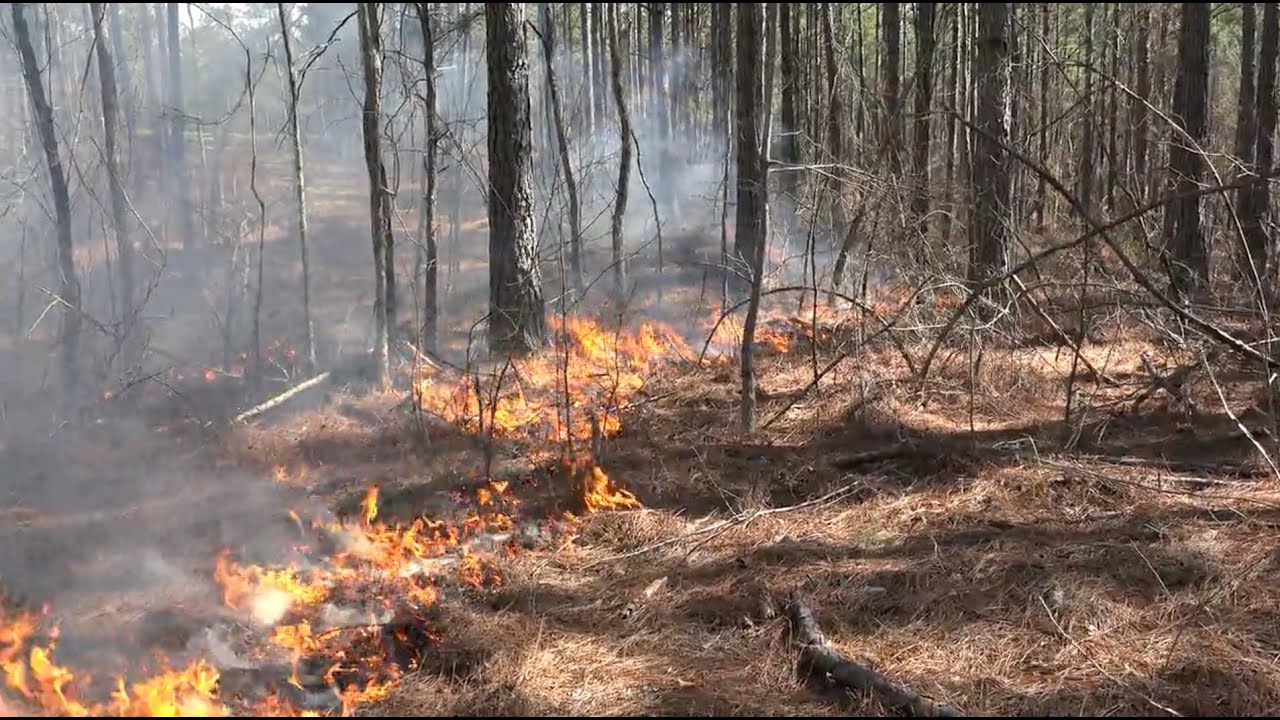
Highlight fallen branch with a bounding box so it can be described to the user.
[232,371,331,425]
[784,591,964,717]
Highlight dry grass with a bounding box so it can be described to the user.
[215,317,1274,718]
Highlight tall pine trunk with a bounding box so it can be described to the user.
[1246,1,1278,291]
[1236,2,1259,285]
[12,2,81,403]
[1167,2,1212,299]
[486,2,547,354]
[167,3,194,251]
[537,1,584,300]
[606,3,633,302]
[910,2,936,240]
[277,3,316,373]
[881,3,903,174]
[90,2,135,349]
[417,3,440,351]
[736,2,768,432]
[357,3,391,387]
[969,2,1013,310]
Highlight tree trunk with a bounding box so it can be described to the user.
[736,1,767,432]
[12,2,81,403]
[167,3,193,251]
[486,2,547,355]
[591,2,608,124]
[778,2,800,204]
[1105,2,1121,211]
[1236,2,1259,285]
[881,2,903,174]
[579,3,595,134]
[416,2,440,351]
[90,2,136,355]
[712,3,732,144]
[968,2,1013,308]
[1167,2,1212,299]
[537,1,584,301]
[606,3,633,302]
[1035,2,1051,227]
[1246,1,1278,291]
[357,2,391,387]
[276,3,317,373]
[1133,4,1151,202]
[108,3,135,145]
[1077,3,1097,218]
[910,2,936,240]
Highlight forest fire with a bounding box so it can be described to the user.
[0,469,532,717]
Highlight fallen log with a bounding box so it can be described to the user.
[232,371,332,425]
[784,590,964,717]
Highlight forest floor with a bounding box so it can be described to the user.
[2,158,1279,716]
[4,297,1280,717]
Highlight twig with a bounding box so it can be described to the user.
[1038,594,1183,717]
[231,371,332,425]
[785,591,964,717]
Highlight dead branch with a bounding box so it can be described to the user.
[231,371,331,425]
[784,591,964,717]
[1132,352,1198,414]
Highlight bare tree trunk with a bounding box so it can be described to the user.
[591,2,608,124]
[712,3,732,143]
[1035,2,1050,228]
[13,2,81,404]
[1236,2,1259,285]
[358,2,391,387]
[607,3,632,302]
[167,3,194,251]
[91,1,137,361]
[579,3,595,134]
[911,2,936,240]
[969,2,1013,311]
[778,2,800,204]
[1168,2,1212,299]
[1105,2,1121,211]
[537,1,584,300]
[826,2,857,294]
[276,3,316,373]
[416,2,440,352]
[1077,3,1097,218]
[1246,1,1278,291]
[1132,4,1151,202]
[736,1,767,432]
[108,3,135,145]
[881,2,903,174]
[486,2,547,355]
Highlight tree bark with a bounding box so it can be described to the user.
[485,2,547,355]
[881,2,903,174]
[12,2,81,402]
[606,3,633,302]
[1167,2,1212,299]
[91,1,137,359]
[1077,3,1097,218]
[778,2,801,204]
[166,3,194,251]
[736,2,767,432]
[968,2,1013,309]
[579,3,595,134]
[537,1,584,301]
[357,2,391,387]
[416,2,440,352]
[1236,2,1259,285]
[911,2,936,240]
[1132,4,1151,203]
[1246,1,1278,291]
[712,3,732,144]
[276,3,317,373]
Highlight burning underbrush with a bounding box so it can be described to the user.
[0,465,632,717]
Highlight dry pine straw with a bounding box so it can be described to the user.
[348,331,1280,717]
